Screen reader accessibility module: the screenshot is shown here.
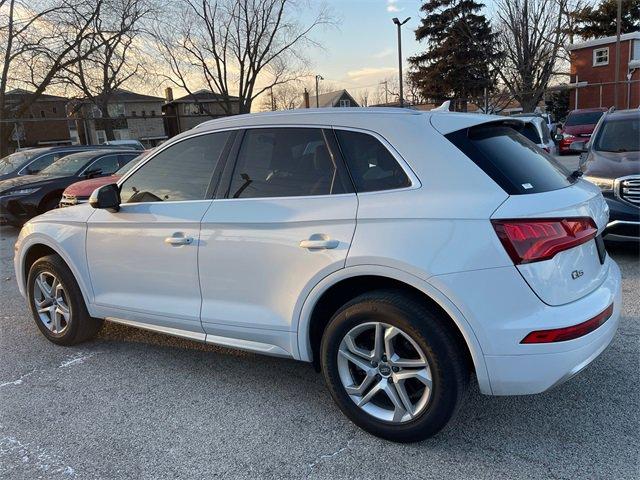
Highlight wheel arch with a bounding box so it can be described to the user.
[18,233,94,311]
[295,265,492,394]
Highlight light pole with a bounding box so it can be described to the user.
[392,17,411,108]
[315,74,324,108]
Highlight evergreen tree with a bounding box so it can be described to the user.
[408,0,498,111]
[572,0,640,39]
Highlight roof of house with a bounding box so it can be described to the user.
[170,89,240,103]
[298,89,359,108]
[5,88,68,102]
[567,31,640,51]
[103,88,164,103]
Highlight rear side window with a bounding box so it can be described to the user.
[334,130,411,192]
[446,124,574,195]
[228,128,350,199]
[520,123,541,144]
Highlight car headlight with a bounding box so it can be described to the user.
[583,176,614,192]
[0,187,40,198]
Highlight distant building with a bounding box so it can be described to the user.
[162,88,241,137]
[299,89,359,109]
[4,89,71,149]
[567,31,640,110]
[72,89,167,147]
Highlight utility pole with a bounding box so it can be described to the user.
[315,74,324,108]
[392,17,411,107]
[613,0,622,108]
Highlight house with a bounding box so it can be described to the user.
[162,88,241,137]
[3,89,71,149]
[567,31,640,110]
[71,89,167,147]
[298,89,359,109]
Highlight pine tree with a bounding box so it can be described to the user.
[572,0,640,39]
[408,0,498,111]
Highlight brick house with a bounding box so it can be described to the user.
[72,89,168,147]
[162,88,241,137]
[4,89,71,149]
[567,31,640,110]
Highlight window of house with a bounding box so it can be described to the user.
[40,110,46,118]
[108,103,125,117]
[334,130,411,192]
[633,40,640,60]
[593,47,609,66]
[339,99,351,107]
[120,131,231,203]
[96,130,107,144]
[228,128,350,199]
[52,106,57,114]
[132,111,137,117]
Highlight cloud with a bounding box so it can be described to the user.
[372,47,393,59]
[347,66,397,82]
[386,0,402,13]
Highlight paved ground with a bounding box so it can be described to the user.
[1,164,638,478]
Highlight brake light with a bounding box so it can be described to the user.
[521,304,613,343]
[492,217,598,264]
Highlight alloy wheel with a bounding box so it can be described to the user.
[33,271,70,335]
[337,322,432,423]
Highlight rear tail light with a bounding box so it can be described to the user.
[492,217,598,264]
[521,304,613,343]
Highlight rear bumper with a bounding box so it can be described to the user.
[484,260,622,395]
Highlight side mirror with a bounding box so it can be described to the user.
[554,133,563,142]
[89,183,120,212]
[569,140,587,153]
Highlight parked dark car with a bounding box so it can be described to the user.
[0,150,139,226]
[576,108,640,242]
[0,145,120,182]
[557,107,607,155]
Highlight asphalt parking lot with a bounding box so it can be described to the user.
[1,155,638,479]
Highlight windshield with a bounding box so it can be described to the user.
[0,151,37,174]
[39,152,94,176]
[594,117,640,152]
[565,111,604,126]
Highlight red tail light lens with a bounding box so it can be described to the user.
[521,304,613,343]
[492,217,598,264]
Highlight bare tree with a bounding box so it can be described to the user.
[0,0,105,155]
[154,0,333,115]
[356,89,370,107]
[494,0,570,111]
[63,0,152,140]
[259,81,301,111]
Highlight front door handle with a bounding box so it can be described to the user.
[299,234,339,250]
[165,233,193,246]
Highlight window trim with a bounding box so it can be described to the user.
[330,126,420,195]
[116,129,236,205]
[218,125,355,201]
[593,47,609,67]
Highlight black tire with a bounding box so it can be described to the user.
[27,254,103,345]
[40,195,61,214]
[321,290,469,443]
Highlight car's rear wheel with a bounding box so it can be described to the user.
[27,254,103,345]
[321,290,469,442]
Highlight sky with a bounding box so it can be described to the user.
[299,0,498,100]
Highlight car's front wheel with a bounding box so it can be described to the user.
[27,254,103,345]
[321,290,469,442]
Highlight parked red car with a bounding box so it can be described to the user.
[558,107,607,155]
[59,151,148,207]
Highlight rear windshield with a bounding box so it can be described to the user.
[565,111,604,126]
[446,124,574,195]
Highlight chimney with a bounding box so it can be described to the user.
[303,88,310,109]
[164,87,174,102]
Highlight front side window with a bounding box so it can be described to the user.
[334,130,411,192]
[228,128,349,199]
[85,155,120,176]
[593,47,609,66]
[120,132,231,203]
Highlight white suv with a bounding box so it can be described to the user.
[14,109,621,442]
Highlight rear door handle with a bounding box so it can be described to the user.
[299,234,339,250]
[165,233,193,246]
